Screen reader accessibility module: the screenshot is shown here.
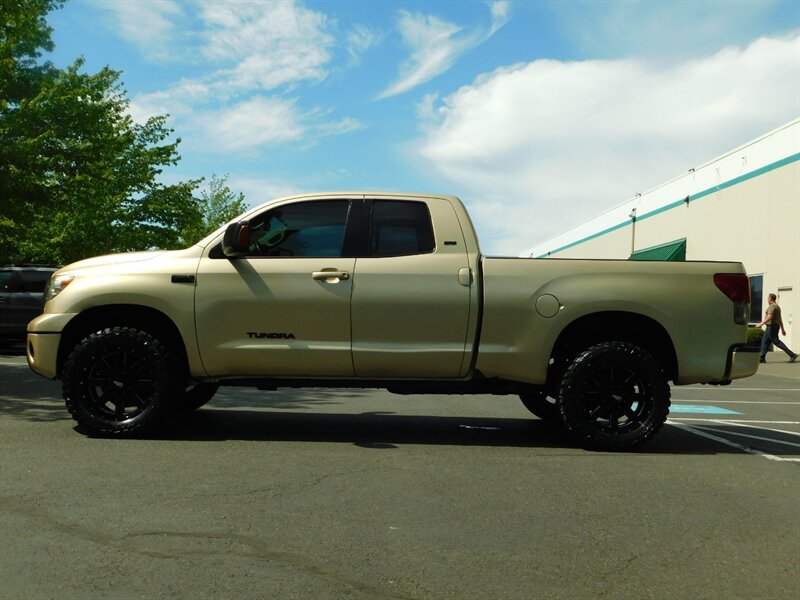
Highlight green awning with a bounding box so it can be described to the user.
[629,238,686,261]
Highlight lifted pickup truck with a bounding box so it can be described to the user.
[27,192,759,450]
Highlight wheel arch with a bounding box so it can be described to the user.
[550,311,678,383]
[57,304,189,378]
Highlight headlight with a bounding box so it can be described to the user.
[45,273,75,302]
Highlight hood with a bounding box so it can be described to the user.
[60,250,167,272]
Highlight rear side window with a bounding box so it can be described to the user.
[369,200,435,257]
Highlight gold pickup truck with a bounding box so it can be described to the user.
[27,192,759,450]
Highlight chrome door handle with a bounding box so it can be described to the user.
[311,270,350,282]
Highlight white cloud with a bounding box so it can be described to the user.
[198,97,307,152]
[346,24,383,66]
[128,79,212,123]
[97,1,334,90]
[417,34,800,255]
[198,1,333,91]
[190,97,364,153]
[122,2,360,152]
[200,1,330,61]
[378,1,510,99]
[92,0,185,61]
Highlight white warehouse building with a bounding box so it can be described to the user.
[522,119,800,354]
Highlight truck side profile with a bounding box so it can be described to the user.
[27,193,759,450]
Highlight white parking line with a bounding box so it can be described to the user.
[0,361,27,367]
[667,421,790,462]
[669,418,800,425]
[689,425,800,447]
[672,399,800,405]
[676,388,800,392]
[720,421,800,437]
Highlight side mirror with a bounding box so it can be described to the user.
[222,220,250,258]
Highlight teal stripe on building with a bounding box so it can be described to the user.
[536,152,800,258]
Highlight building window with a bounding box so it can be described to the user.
[749,275,763,324]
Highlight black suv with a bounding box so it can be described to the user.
[0,265,59,343]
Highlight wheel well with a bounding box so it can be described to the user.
[550,311,678,383]
[57,305,189,378]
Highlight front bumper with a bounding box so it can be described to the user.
[27,332,61,379]
[27,312,76,380]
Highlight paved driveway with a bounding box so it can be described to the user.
[1,352,798,599]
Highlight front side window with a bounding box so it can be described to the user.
[369,200,435,257]
[246,200,350,258]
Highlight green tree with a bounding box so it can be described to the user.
[181,174,248,244]
[0,0,204,264]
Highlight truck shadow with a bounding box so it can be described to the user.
[137,406,800,457]
[153,409,576,449]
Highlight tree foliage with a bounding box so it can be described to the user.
[181,174,248,244]
[0,0,246,264]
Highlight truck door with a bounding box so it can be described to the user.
[351,198,473,378]
[195,199,356,377]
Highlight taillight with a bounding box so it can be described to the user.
[714,274,750,302]
[714,273,750,324]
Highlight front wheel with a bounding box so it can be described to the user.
[62,327,175,436]
[558,341,670,451]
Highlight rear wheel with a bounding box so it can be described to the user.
[559,341,670,451]
[62,327,175,436]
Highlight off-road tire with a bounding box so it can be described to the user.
[519,389,561,422]
[176,383,219,412]
[62,327,175,436]
[559,341,670,451]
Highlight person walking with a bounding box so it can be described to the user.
[757,293,798,363]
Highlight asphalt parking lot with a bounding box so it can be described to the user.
[1,347,798,600]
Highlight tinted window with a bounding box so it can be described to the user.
[18,270,52,293]
[370,200,435,257]
[247,200,350,258]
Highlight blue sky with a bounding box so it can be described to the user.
[47,0,800,254]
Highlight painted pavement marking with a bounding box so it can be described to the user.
[668,418,800,425]
[671,399,800,405]
[669,404,741,415]
[675,388,800,392]
[689,425,800,448]
[667,420,791,463]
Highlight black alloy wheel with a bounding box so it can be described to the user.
[559,341,670,450]
[63,327,174,436]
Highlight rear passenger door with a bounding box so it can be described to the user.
[350,197,473,378]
